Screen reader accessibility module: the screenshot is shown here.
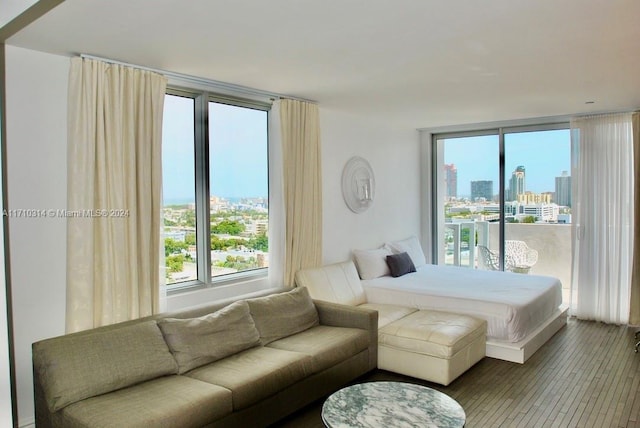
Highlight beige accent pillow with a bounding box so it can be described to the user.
[386,235,427,267]
[247,287,319,345]
[158,300,261,374]
[352,246,392,280]
[32,320,178,412]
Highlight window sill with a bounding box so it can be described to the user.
[165,271,280,312]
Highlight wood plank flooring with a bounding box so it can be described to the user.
[271,318,640,427]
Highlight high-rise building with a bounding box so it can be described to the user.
[555,170,571,207]
[444,164,457,199]
[470,180,493,202]
[507,165,526,201]
[518,191,552,204]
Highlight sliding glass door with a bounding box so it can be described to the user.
[434,125,571,301]
[436,133,499,268]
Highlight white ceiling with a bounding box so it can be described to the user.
[6,0,640,129]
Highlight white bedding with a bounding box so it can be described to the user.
[361,264,563,343]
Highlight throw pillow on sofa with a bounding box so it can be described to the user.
[158,300,261,374]
[247,287,319,345]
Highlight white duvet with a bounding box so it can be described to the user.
[361,264,563,343]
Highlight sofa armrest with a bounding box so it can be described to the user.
[314,300,376,330]
[313,299,378,370]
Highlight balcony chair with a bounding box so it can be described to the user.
[477,245,500,271]
[505,240,538,273]
[477,240,538,274]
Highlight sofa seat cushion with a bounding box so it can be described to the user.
[379,310,487,358]
[186,346,313,410]
[266,325,370,372]
[358,303,418,328]
[57,376,232,428]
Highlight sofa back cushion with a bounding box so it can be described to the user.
[246,287,319,345]
[294,261,366,306]
[158,300,261,374]
[32,320,178,412]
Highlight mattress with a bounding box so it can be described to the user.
[361,264,563,342]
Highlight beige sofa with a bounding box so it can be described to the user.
[295,261,486,386]
[32,287,377,428]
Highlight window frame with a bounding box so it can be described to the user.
[164,86,272,294]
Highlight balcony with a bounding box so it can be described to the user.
[444,221,571,303]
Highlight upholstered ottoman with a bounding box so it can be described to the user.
[378,310,487,386]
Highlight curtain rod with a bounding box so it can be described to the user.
[80,54,316,104]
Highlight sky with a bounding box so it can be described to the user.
[162,95,268,204]
[443,129,571,198]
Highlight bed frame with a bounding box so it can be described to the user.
[486,305,569,363]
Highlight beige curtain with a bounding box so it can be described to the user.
[629,112,640,325]
[279,99,323,287]
[66,57,167,332]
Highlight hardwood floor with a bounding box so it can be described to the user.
[271,318,640,427]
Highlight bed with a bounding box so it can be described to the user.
[353,236,568,363]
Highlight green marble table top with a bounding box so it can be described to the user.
[321,381,465,428]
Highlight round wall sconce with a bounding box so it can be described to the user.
[342,156,375,213]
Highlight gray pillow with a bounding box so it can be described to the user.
[386,252,416,277]
[33,320,178,412]
[158,300,261,374]
[246,287,319,345]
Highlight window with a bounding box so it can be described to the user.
[162,89,270,290]
[433,125,571,302]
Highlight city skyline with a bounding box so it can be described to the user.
[442,129,571,198]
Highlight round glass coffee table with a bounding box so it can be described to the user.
[321,381,465,427]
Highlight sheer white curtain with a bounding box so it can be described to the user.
[629,113,640,325]
[570,112,635,324]
[66,57,167,332]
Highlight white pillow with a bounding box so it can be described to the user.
[386,236,427,267]
[352,247,392,280]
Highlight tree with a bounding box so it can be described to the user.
[247,233,268,252]
[166,254,185,273]
[522,216,536,223]
[184,233,196,245]
[211,235,226,251]
[211,220,245,235]
[215,255,258,271]
[164,238,188,257]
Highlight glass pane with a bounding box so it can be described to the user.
[209,102,268,279]
[438,134,500,268]
[162,94,197,285]
[504,129,571,302]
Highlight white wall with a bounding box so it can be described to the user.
[5,45,69,427]
[320,108,421,263]
[0,0,39,27]
[1,82,14,428]
[2,46,424,426]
